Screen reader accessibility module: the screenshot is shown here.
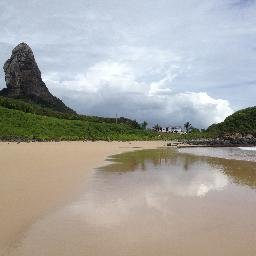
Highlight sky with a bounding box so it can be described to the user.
[0,0,256,128]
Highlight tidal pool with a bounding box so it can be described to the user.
[4,148,256,256]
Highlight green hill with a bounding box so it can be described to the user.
[0,106,161,141]
[207,106,256,136]
[0,96,161,141]
[0,96,141,129]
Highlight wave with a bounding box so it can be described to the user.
[178,147,256,162]
[238,147,256,151]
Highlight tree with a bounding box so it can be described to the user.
[153,124,161,132]
[184,122,192,132]
[190,127,200,133]
[141,121,148,130]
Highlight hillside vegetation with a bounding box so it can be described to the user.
[207,106,256,136]
[0,106,161,141]
[0,96,215,141]
[5,95,255,142]
[0,96,140,129]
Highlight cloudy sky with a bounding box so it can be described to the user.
[0,0,255,127]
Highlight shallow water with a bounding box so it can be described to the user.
[178,146,256,162]
[3,148,256,256]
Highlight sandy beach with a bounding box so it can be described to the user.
[0,141,165,253]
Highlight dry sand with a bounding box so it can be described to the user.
[0,141,165,253]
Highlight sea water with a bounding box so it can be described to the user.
[178,146,256,162]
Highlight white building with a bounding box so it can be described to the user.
[158,126,184,134]
[170,126,183,133]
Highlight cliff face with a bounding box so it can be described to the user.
[0,42,75,114]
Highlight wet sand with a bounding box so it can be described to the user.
[2,147,256,256]
[0,141,165,255]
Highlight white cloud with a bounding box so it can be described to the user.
[44,60,233,127]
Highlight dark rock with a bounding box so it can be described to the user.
[182,134,256,147]
[0,42,75,114]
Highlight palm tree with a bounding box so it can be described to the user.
[153,124,161,132]
[184,122,192,132]
[141,121,148,130]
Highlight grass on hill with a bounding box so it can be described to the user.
[0,96,141,129]
[207,106,256,136]
[0,96,214,141]
[0,106,169,141]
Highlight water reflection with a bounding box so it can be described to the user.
[98,149,230,198]
[101,148,256,190]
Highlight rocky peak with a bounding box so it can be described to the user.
[0,42,75,114]
[11,42,34,58]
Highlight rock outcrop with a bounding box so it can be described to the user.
[0,42,75,114]
[172,134,256,147]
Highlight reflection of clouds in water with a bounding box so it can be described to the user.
[145,167,228,212]
[67,160,228,226]
[168,169,228,197]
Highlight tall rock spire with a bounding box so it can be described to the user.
[0,42,75,114]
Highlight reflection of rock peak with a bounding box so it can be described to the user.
[0,42,75,113]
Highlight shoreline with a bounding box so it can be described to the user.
[0,141,166,253]
[176,144,256,148]
[167,138,256,148]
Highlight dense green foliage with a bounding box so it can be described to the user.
[0,96,141,129]
[0,89,75,114]
[0,95,73,118]
[207,106,256,136]
[0,96,215,141]
[0,104,214,141]
[0,106,171,141]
